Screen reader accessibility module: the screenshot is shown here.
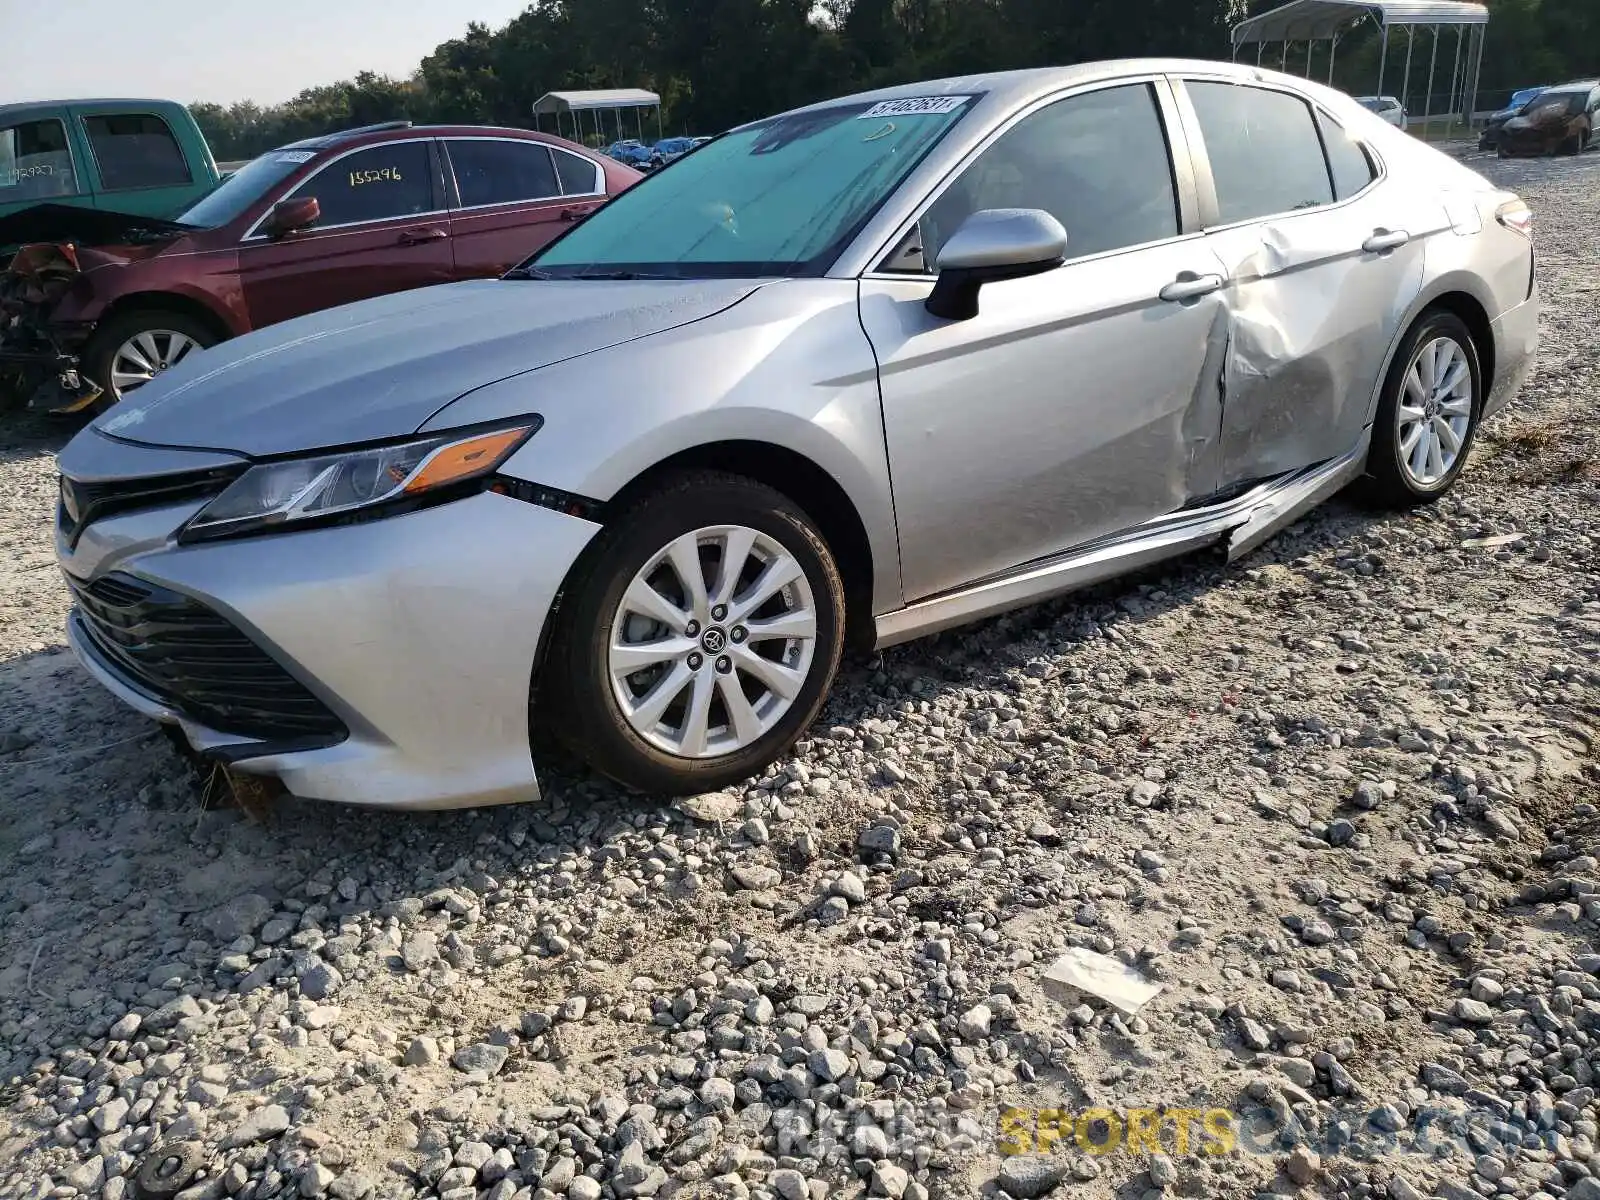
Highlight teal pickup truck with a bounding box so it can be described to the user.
[0,98,222,223]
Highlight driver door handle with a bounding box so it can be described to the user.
[1159,272,1225,303]
[1362,228,1411,253]
[398,227,447,245]
[560,204,600,222]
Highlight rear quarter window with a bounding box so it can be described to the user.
[1318,113,1378,200]
[552,148,603,195]
[82,114,192,190]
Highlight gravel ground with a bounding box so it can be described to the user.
[1,150,1597,1200]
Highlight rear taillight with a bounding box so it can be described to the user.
[1496,199,1533,236]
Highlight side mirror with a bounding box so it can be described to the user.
[265,196,320,238]
[926,208,1067,321]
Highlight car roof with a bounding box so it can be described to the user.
[277,122,597,155]
[758,58,1380,129]
[0,97,187,121]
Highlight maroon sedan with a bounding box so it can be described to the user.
[0,121,640,412]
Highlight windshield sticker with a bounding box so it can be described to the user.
[349,167,403,187]
[856,95,971,119]
[276,151,317,163]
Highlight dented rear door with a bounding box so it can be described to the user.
[1173,75,1432,487]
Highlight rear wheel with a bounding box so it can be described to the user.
[1357,309,1482,509]
[542,471,846,795]
[82,309,219,408]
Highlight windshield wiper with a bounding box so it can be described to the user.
[502,265,551,280]
[574,270,681,281]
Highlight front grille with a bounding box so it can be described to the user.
[58,467,241,547]
[68,571,346,743]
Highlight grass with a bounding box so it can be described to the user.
[1481,414,1600,485]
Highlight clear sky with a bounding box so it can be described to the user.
[3,0,536,107]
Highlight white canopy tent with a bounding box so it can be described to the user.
[1231,0,1490,134]
[531,88,663,146]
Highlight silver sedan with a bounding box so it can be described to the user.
[55,59,1538,808]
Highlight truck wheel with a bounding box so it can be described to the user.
[82,310,220,409]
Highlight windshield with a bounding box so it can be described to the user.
[176,148,315,228]
[1526,93,1585,118]
[528,94,980,279]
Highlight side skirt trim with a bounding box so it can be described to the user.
[872,436,1369,649]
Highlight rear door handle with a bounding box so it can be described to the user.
[398,227,447,245]
[1362,229,1411,253]
[560,205,598,222]
[1159,273,1225,303]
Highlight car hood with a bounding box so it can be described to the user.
[94,277,765,456]
[0,202,196,250]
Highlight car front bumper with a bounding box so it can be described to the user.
[59,487,600,809]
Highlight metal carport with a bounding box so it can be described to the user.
[531,88,663,147]
[1231,0,1490,135]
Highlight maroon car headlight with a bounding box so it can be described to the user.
[179,421,539,542]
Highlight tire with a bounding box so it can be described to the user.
[1356,309,1483,510]
[542,470,846,795]
[134,1141,204,1199]
[82,309,219,409]
[1560,133,1583,156]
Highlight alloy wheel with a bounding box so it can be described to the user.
[1396,335,1474,488]
[109,330,201,399]
[607,524,818,759]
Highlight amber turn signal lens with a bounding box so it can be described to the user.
[403,427,532,494]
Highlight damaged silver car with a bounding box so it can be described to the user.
[56,60,1538,808]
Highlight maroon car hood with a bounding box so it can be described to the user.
[0,203,194,250]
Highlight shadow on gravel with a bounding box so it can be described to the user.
[0,408,79,467]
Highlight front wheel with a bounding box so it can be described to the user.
[82,309,218,409]
[542,471,846,795]
[1356,310,1482,509]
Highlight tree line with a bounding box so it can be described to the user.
[191,0,1598,162]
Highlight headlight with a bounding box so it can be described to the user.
[181,421,538,542]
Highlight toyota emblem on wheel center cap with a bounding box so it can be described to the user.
[701,627,727,654]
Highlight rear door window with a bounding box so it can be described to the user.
[0,118,79,200]
[447,139,560,208]
[287,142,435,229]
[81,114,192,190]
[1186,81,1335,224]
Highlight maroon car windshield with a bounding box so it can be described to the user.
[177,148,318,228]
